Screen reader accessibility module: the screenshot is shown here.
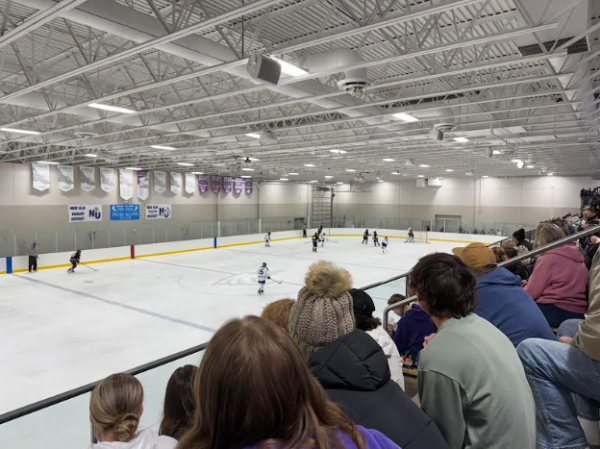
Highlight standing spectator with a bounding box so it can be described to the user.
[513,228,533,250]
[452,242,556,346]
[28,242,38,273]
[160,365,197,440]
[177,316,402,449]
[260,298,294,330]
[525,223,588,328]
[518,249,600,449]
[89,373,176,449]
[288,261,449,449]
[410,253,536,449]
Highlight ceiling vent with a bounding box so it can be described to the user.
[517,37,589,57]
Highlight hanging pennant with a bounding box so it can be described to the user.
[57,165,74,192]
[80,166,96,192]
[211,176,222,194]
[234,178,243,194]
[100,168,115,193]
[154,171,167,193]
[137,170,150,200]
[170,172,182,194]
[223,176,233,194]
[245,179,253,194]
[198,174,209,193]
[32,162,50,192]
[119,168,134,200]
[185,173,195,194]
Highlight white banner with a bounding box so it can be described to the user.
[137,170,150,201]
[68,205,103,222]
[100,168,115,192]
[154,171,167,193]
[119,169,134,200]
[80,166,96,192]
[185,172,195,194]
[57,165,74,192]
[170,172,181,194]
[146,204,172,220]
[32,162,50,191]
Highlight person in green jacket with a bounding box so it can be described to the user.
[409,252,536,449]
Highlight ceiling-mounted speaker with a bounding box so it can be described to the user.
[246,52,281,85]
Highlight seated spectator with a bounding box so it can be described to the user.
[518,249,600,449]
[89,373,177,449]
[159,365,197,440]
[410,253,536,449]
[350,288,405,390]
[500,241,530,281]
[452,242,556,346]
[386,293,406,333]
[260,298,294,330]
[177,316,401,449]
[513,228,533,250]
[288,261,449,449]
[525,223,588,328]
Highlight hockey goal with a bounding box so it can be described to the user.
[406,231,430,244]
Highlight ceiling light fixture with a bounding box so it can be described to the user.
[417,175,425,178]
[482,175,490,178]
[329,149,347,154]
[324,175,334,179]
[382,158,395,162]
[177,162,194,167]
[1,127,41,135]
[241,168,254,172]
[391,171,401,175]
[36,160,59,165]
[526,165,534,169]
[85,154,98,158]
[249,157,260,162]
[310,180,318,183]
[454,137,470,143]
[346,169,356,172]
[246,133,261,139]
[271,57,309,77]
[89,103,136,114]
[419,164,430,168]
[241,175,252,179]
[150,145,176,151]
[125,167,143,171]
[392,112,419,123]
[191,172,204,175]
[304,163,315,167]
[445,169,454,172]
[492,150,502,155]
[289,172,299,176]
[279,178,289,181]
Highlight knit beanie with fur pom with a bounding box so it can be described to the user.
[288,261,354,359]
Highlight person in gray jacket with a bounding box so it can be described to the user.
[409,252,536,449]
[28,242,38,273]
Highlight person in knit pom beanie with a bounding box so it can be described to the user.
[288,260,355,359]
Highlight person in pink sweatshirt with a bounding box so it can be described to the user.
[525,223,589,328]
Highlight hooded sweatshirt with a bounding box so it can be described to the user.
[524,242,589,314]
[89,428,177,449]
[309,330,449,449]
[366,326,405,390]
[393,303,436,353]
[475,268,556,346]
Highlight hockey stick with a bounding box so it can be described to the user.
[82,263,98,272]
[270,278,283,284]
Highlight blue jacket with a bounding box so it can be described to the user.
[475,268,557,346]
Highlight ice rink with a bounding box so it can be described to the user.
[0,234,464,415]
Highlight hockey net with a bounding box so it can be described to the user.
[409,231,430,244]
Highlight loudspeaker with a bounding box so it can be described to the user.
[246,53,281,85]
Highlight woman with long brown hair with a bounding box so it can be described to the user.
[159,365,197,440]
[177,316,401,449]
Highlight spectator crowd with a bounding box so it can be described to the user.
[87,208,600,449]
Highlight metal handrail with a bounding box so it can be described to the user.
[381,224,600,331]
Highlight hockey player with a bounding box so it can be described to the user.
[264,232,272,247]
[405,228,415,243]
[319,232,326,247]
[373,230,380,247]
[382,236,389,253]
[257,262,270,294]
[312,233,319,252]
[362,229,370,245]
[68,250,81,273]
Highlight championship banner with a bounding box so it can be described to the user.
[68,205,102,222]
[198,174,209,193]
[32,162,50,191]
[137,170,150,201]
[119,169,134,200]
[245,178,253,194]
[110,204,140,221]
[223,176,233,194]
[170,172,182,194]
[234,178,243,194]
[146,204,172,220]
[57,165,74,192]
[211,176,222,194]
[185,172,195,194]
[100,168,115,193]
[80,166,96,192]
[154,171,167,193]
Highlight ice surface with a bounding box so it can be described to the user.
[0,236,461,414]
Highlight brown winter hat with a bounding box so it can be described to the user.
[288,261,354,360]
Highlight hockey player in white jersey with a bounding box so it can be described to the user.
[264,232,272,247]
[257,262,270,294]
[382,236,389,253]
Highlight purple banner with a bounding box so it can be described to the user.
[198,174,209,193]
[245,179,253,194]
[223,176,233,194]
[234,178,243,194]
[211,176,222,194]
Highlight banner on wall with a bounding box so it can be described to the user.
[137,170,150,200]
[198,174,209,193]
[211,176,221,194]
[185,172,195,194]
[32,162,50,191]
[170,172,182,194]
[223,176,233,194]
[68,205,102,222]
[110,204,140,221]
[119,169,134,200]
[57,165,74,192]
[154,171,167,193]
[146,204,172,220]
[80,166,96,192]
[234,178,243,194]
[245,178,253,194]
[100,168,115,192]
